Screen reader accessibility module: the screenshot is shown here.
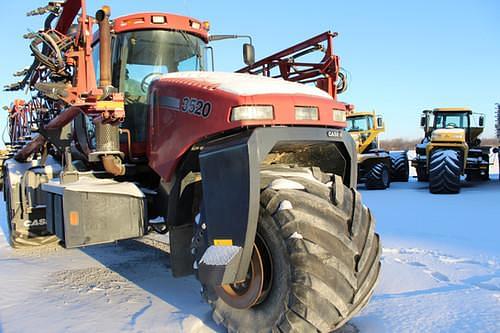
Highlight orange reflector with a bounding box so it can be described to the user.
[69,211,79,226]
[101,5,111,16]
[203,21,210,31]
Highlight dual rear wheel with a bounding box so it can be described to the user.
[389,152,409,182]
[365,162,390,190]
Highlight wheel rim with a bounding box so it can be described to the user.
[215,234,273,309]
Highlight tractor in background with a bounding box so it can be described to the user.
[346,110,409,189]
[412,107,489,193]
[2,1,381,331]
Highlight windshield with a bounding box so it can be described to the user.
[434,112,469,129]
[110,30,207,143]
[347,116,373,132]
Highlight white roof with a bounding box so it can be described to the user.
[160,71,333,99]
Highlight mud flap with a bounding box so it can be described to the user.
[199,131,259,284]
[169,223,194,277]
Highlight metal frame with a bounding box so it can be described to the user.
[237,31,346,100]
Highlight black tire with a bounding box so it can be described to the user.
[209,166,381,332]
[365,162,390,190]
[389,152,409,182]
[429,149,461,194]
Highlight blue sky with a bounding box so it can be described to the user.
[1,0,499,139]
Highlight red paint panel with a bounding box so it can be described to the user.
[113,12,208,42]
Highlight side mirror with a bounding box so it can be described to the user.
[478,115,484,127]
[420,115,427,127]
[376,116,384,128]
[243,43,255,66]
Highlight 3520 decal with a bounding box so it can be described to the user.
[181,97,212,118]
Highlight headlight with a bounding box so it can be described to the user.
[333,110,346,122]
[295,106,318,120]
[190,20,201,29]
[230,105,274,121]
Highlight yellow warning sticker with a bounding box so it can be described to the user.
[214,239,233,246]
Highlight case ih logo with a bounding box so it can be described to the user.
[327,130,342,138]
[23,219,47,228]
[159,95,212,119]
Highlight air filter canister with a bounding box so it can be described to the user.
[95,123,119,152]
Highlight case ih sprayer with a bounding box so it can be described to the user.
[2,1,381,331]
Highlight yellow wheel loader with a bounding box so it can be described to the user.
[412,108,490,194]
[347,111,409,190]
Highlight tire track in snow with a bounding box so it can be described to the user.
[379,247,500,299]
[128,296,153,328]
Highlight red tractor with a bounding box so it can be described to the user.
[3,1,381,331]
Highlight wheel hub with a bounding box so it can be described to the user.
[215,235,273,309]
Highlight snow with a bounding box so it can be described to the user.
[0,155,499,332]
[267,178,305,190]
[160,71,333,99]
[277,200,293,211]
[288,231,304,240]
[352,154,500,333]
[199,245,241,266]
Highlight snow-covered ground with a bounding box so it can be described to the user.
[0,156,499,333]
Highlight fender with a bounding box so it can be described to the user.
[197,126,356,285]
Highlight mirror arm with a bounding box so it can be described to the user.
[205,46,215,71]
[209,34,253,45]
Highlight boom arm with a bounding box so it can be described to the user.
[237,31,347,100]
[54,0,84,34]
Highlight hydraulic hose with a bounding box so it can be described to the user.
[101,155,126,176]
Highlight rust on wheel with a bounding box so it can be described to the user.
[215,234,273,309]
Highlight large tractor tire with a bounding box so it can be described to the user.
[389,152,409,182]
[365,162,390,190]
[429,149,461,194]
[207,165,381,332]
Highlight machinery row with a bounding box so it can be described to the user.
[349,106,494,194]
